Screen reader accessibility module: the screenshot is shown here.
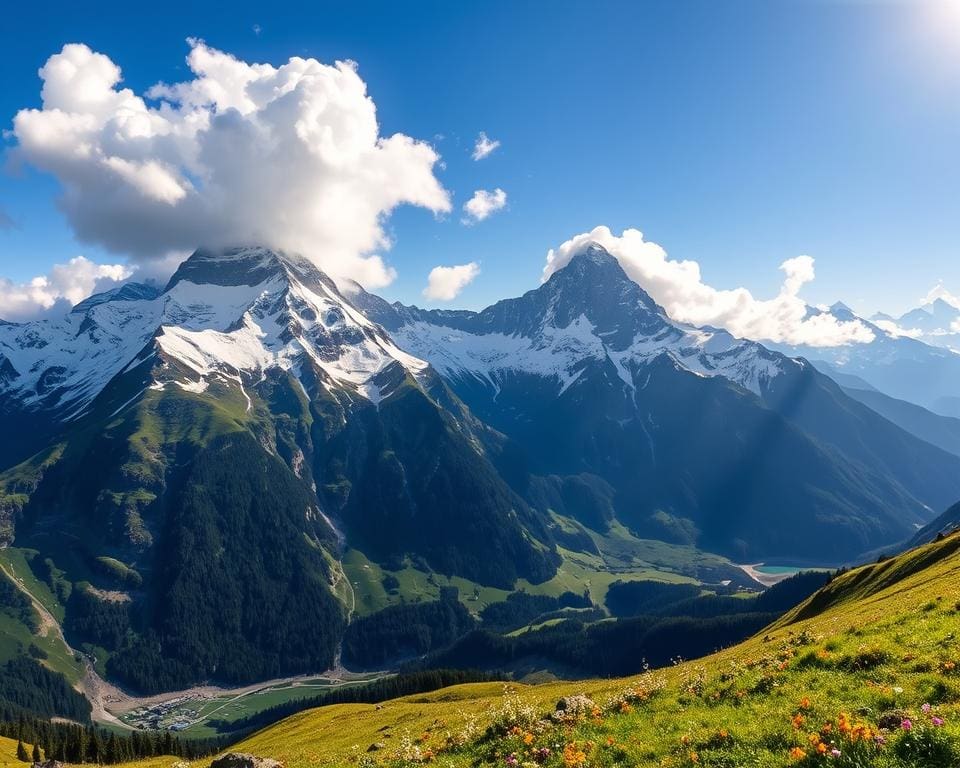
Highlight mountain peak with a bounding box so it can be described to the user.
[576,241,618,264]
[71,282,162,314]
[164,246,289,291]
[828,301,856,321]
[163,246,336,296]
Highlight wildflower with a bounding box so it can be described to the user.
[789,747,806,760]
[718,728,729,739]
[932,716,945,727]
[816,742,827,755]
[562,742,587,767]
[523,733,534,746]
[922,703,932,713]
[901,719,912,731]
[792,713,805,729]
[831,748,841,757]
[689,752,699,763]
[800,697,811,709]
[944,661,956,671]
[506,755,519,767]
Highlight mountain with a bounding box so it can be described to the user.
[873,296,960,351]
[5,242,960,697]
[356,244,960,563]
[773,302,960,417]
[840,385,960,459]
[0,246,557,693]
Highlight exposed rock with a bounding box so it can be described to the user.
[554,694,597,720]
[877,711,910,730]
[210,753,283,768]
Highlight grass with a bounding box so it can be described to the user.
[0,548,84,685]
[342,519,725,620]
[0,736,36,768]
[104,530,960,768]
[0,547,66,622]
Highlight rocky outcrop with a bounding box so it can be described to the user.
[210,753,284,768]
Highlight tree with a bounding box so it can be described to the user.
[16,739,29,762]
[32,743,42,763]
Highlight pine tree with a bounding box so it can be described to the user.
[16,739,29,762]
[32,743,42,763]
[105,733,120,764]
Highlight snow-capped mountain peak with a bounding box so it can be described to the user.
[358,242,786,400]
[0,246,429,422]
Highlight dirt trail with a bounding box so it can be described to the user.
[1,557,383,730]
[0,561,127,727]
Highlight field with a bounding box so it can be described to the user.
[0,547,85,686]
[107,531,960,768]
[342,517,749,619]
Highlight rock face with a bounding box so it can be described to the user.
[210,753,284,768]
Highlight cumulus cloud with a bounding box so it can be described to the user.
[922,282,960,309]
[543,226,875,347]
[872,319,924,339]
[422,262,480,301]
[471,131,500,161]
[10,40,451,288]
[0,256,133,321]
[462,188,507,224]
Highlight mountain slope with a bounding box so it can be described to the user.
[841,385,960,458]
[359,244,960,562]
[0,247,559,693]
[166,531,960,768]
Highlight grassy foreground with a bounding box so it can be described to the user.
[114,533,960,766]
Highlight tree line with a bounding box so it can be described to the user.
[0,713,226,765]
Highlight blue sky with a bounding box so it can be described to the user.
[1,0,959,321]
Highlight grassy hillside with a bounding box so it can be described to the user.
[0,736,35,768]
[111,530,960,767]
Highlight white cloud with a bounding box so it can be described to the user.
[0,256,133,321]
[471,131,500,161]
[462,188,507,224]
[921,281,960,309]
[872,319,924,339]
[543,226,875,347]
[11,40,451,289]
[422,262,480,301]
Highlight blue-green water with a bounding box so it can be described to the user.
[754,565,803,575]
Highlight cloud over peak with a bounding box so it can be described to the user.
[921,281,960,310]
[11,40,451,288]
[543,226,874,347]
